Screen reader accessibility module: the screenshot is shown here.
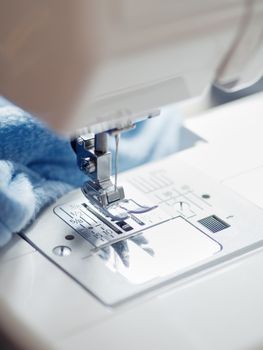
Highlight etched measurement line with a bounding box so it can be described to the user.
[82,203,122,235]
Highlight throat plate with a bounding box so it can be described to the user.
[54,200,169,249]
[23,159,263,306]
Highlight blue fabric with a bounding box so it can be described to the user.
[110,106,182,172]
[0,97,181,247]
[0,97,86,246]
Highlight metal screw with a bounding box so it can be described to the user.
[53,246,71,257]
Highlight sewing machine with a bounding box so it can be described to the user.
[1,1,263,349]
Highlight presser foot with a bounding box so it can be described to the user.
[82,180,125,209]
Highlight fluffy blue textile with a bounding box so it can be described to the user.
[0,97,86,246]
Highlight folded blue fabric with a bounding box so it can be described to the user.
[0,97,86,246]
[0,96,181,246]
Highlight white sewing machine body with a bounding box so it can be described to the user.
[71,0,263,134]
[1,1,263,349]
[1,92,263,350]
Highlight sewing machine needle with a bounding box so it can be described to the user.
[114,133,120,191]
